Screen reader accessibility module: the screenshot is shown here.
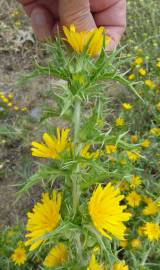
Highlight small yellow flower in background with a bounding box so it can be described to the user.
[113,261,128,270]
[11,243,27,266]
[137,225,145,236]
[127,151,140,162]
[31,128,70,159]
[131,239,141,249]
[150,127,160,137]
[105,144,117,154]
[119,240,128,248]
[21,107,27,112]
[126,191,141,207]
[145,80,155,90]
[87,253,104,270]
[156,102,160,112]
[140,139,151,148]
[143,197,158,216]
[128,74,135,80]
[122,103,132,110]
[143,222,160,241]
[15,20,21,27]
[134,57,143,66]
[25,191,61,251]
[63,24,110,57]
[80,145,100,160]
[130,175,142,189]
[7,102,12,107]
[8,93,14,99]
[131,135,138,143]
[72,73,85,85]
[88,183,131,241]
[115,117,125,126]
[138,68,146,76]
[43,243,68,268]
[119,160,127,166]
[156,61,160,68]
[13,105,19,111]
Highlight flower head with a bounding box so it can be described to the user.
[127,151,140,162]
[115,117,125,126]
[131,135,138,143]
[63,24,110,57]
[130,175,142,189]
[87,253,104,270]
[143,198,158,216]
[144,222,160,241]
[131,238,141,249]
[25,192,61,251]
[43,243,68,267]
[134,57,143,65]
[128,74,135,81]
[113,261,128,270]
[122,103,132,110]
[31,128,70,159]
[80,144,100,160]
[88,183,131,240]
[126,191,141,207]
[150,127,160,137]
[11,243,27,266]
[138,68,146,76]
[140,139,151,148]
[105,145,117,154]
[156,102,160,112]
[145,80,155,90]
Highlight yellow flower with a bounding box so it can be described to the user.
[43,243,68,268]
[140,139,151,148]
[119,160,126,166]
[14,105,19,111]
[137,225,145,236]
[122,103,132,110]
[25,191,61,251]
[113,261,128,270]
[105,144,117,154]
[145,80,155,90]
[134,57,143,65]
[11,244,27,266]
[131,135,138,143]
[87,253,104,270]
[119,240,128,248]
[128,74,135,80]
[80,145,100,160]
[138,68,146,76]
[63,24,110,57]
[31,128,70,159]
[127,151,140,162]
[126,191,141,207]
[115,118,125,126]
[156,102,160,112]
[88,183,131,241]
[143,222,160,241]
[131,239,141,249]
[130,175,142,189]
[143,199,158,216]
[150,127,160,137]
[156,61,160,68]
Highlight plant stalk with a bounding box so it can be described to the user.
[73,97,81,144]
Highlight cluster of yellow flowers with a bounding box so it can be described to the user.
[0,92,27,112]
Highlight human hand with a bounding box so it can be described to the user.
[18,0,126,50]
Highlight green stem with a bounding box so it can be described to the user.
[73,97,81,144]
[72,175,79,214]
[75,233,83,264]
[141,246,152,266]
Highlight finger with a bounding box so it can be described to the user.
[93,0,126,49]
[30,6,55,41]
[59,0,96,31]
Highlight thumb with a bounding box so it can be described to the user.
[59,0,96,31]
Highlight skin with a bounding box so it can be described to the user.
[18,0,126,50]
